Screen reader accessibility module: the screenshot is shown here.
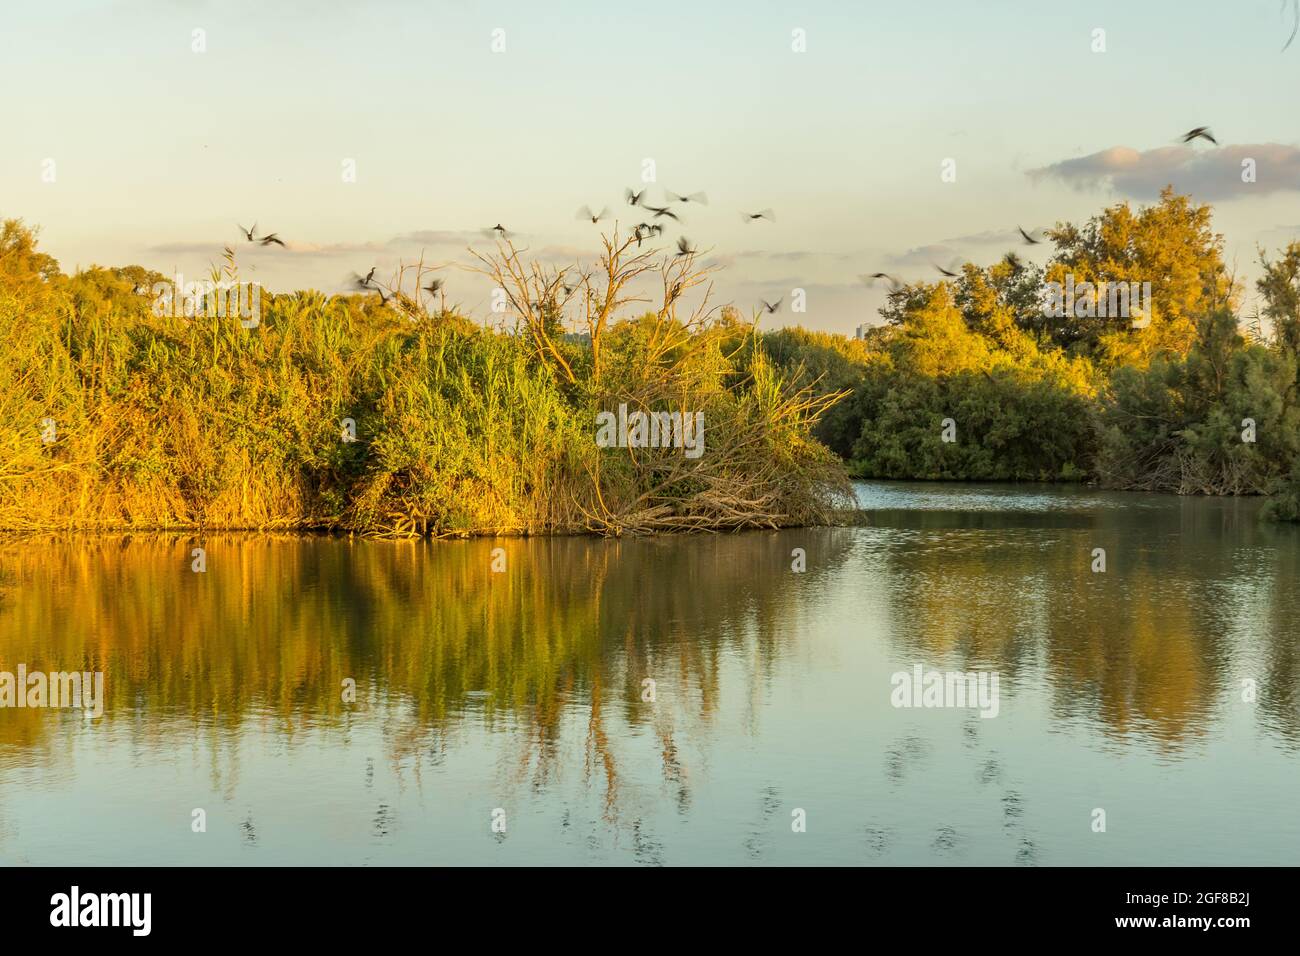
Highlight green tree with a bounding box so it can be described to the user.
[1044,187,1232,364]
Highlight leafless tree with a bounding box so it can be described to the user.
[467,225,721,384]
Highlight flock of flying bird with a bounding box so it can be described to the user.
[357,188,772,310]
[227,187,766,308]
[861,126,1222,295]
[225,126,1223,318]
[861,224,1044,294]
[236,222,284,247]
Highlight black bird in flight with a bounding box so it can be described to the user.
[742,209,775,223]
[483,224,512,240]
[1017,226,1042,245]
[760,297,783,314]
[1003,251,1025,273]
[259,233,285,247]
[667,190,708,205]
[238,222,258,242]
[1285,0,1298,51]
[576,205,610,224]
[860,272,902,291]
[423,278,444,295]
[934,263,960,277]
[646,205,680,222]
[1181,127,1217,146]
[675,236,697,257]
[624,187,647,206]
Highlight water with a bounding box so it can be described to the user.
[1,481,1297,866]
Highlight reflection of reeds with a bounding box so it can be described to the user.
[0,531,857,816]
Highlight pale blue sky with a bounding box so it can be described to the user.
[3,0,1298,331]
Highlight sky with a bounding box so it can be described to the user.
[2,0,1299,333]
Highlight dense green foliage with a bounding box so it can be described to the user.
[8,186,1300,530]
[761,190,1300,517]
[0,220,847,535]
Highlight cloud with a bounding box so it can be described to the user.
[148,240,241,255]
[387,230,488,248]
[527,244,592,264]
[884,231,1020,271]
[1028,143,1300,200]
[150,233,856,274]
[150,238,387,256]
[151,229,504,259]
[732,275,811,290]
[937,228,1020,246]
[885,243,966,270]
[730,249,841,262]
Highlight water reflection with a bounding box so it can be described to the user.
[0,483,1298,864]
[868,485,1300,747]
[0,531,856,807]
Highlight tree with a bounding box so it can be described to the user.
[0,219,61,284]
[468,226,718,387]
[1257,241,1300,360]
[1044,187,1232,364]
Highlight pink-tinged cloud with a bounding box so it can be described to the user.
[1028,143,1300,200]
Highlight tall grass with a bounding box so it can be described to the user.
[0,220,849,535]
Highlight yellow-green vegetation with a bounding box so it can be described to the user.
[763,190,1300,518]
[0,220,848,535]
[0,531,861,811]
[2,519,1295,779]
[8,187,1300,530]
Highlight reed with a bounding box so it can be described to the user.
[0,219,849,535]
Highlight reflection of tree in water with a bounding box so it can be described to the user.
[1260,528,1300,746]
[0,529,856,825]
[875,500,1300,748]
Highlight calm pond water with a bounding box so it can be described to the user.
[1,481,1298,866]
